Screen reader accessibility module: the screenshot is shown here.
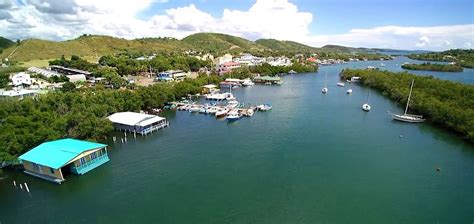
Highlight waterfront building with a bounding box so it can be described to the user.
[216,53,233,65]
[18,138,109,184]
[202,84,218,93]
[253,76,282,85]
[28,67,62,78]
[108,112,169,135]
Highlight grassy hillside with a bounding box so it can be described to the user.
[321,45,364,54]
[0,35,191,62]
[255,39,318,53]
[0,37,14,51]
[182,33,263,53]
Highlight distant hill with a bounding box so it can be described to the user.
[255,39,318,53]
[0,35,191,62]
[0,37,14,50]
[182,33,263,53]
[1,32,420,63]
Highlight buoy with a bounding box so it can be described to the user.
[24,183,30,193]
[13,180,16,187]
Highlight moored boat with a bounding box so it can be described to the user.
[389,79,425,123]
[337,82,345,87]
[225,110,242,122]
[257,104,272,111]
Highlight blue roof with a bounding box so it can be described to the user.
[19,138,107,169]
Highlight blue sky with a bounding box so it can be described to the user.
[0,0,472,50]
[141,0,474,35]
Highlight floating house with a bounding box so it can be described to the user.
[253,76,282,85]
[108,112,169,135]
[18,138,109,184]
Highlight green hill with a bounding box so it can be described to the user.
[0,37,14,51]
[0,35,191,62]
[182,33,263,53]
[255,39,317,53]
[321,45,364,53]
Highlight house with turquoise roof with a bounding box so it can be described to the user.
[18,138,109,184]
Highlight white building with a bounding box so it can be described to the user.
[67,74,87,82]
[216,54,233,65]
[267,57,292,67]
[108,112,169,135]
[0,88,40,99]
[237,53,263,66]
[10,72,32,86]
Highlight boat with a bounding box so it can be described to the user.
[337,82,345,87]
[207,107,218,114]
[346,88,352,94]
[257,104,272,111]
[242,78,255,86]
[288,70,297,74]
[225,110,242,122]
[245,108,255,117]
[198,107,207,113]
[362,86,371,111]
[380,63,386,67]
[227,100,239,108]
[390,79,425,123]
[322,72,328,94]
[215,108,229,118]
[367,66,376,70]
[189,106,201,113]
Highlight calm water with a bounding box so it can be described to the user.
[1,57,474,223]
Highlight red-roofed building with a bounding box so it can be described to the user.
[217,61,241,75]
[307,57,317,63]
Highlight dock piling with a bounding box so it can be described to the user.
[24,183,30,193]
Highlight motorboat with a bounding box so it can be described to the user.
[346,89,352,94]
[215,108,229,118]
[242,78,255,86]
[337,82,345,87]
[207,107,218,114]
[189,106,201,113]
[390,79,425,123]
[288,70,297,74]
[227,100,239,108]
[225,110,242,122]
[257,104,272,111]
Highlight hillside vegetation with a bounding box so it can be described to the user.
[0,37,14,51]
[402,63,464,72]
[1,33,380,63]
[408,49,474,68]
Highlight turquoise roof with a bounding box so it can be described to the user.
[19,138,107,169]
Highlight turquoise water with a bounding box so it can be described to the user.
[1,58,474,223]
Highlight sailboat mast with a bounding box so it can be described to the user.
[404,79,414,115]
[324,72,327,88]
[366,86,370,103]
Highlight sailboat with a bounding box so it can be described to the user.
[321,72,328,93]
[362,86,371,111]
[390,79,425,123]
[346,82,352,94]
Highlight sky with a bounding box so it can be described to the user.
[0,0,473,50]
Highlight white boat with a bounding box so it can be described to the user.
[322,72,328,94]
[215,108,229,118]
[227,100,239,108]
[390,79,425,123]
[225,110,242,122]
[189,106,201,113]
[362,86,371,112]
[242,78,255,86]
[199,107,207,113]
[246,108,255,117]
[288,70,297,74]
[346,89,352,94]
[380,63,386,67]
[337,82,345,87]
[257,104,272,111]
[207,107,218,114]
[367,66,376,70]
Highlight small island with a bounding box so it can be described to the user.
[401,62,463,72]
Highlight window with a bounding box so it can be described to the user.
[50,168,55,174]
[32,163,40,171]
[80,157,86,165]
[90,152,97,160]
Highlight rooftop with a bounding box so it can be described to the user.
[108,112,166,127]
[19,138,107,169]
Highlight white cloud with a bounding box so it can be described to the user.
[0,0,472,51]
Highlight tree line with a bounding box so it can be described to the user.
[340,69,474,143]
[0,75,221,163]
[401,62,464,72]
[408,49,474,68]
